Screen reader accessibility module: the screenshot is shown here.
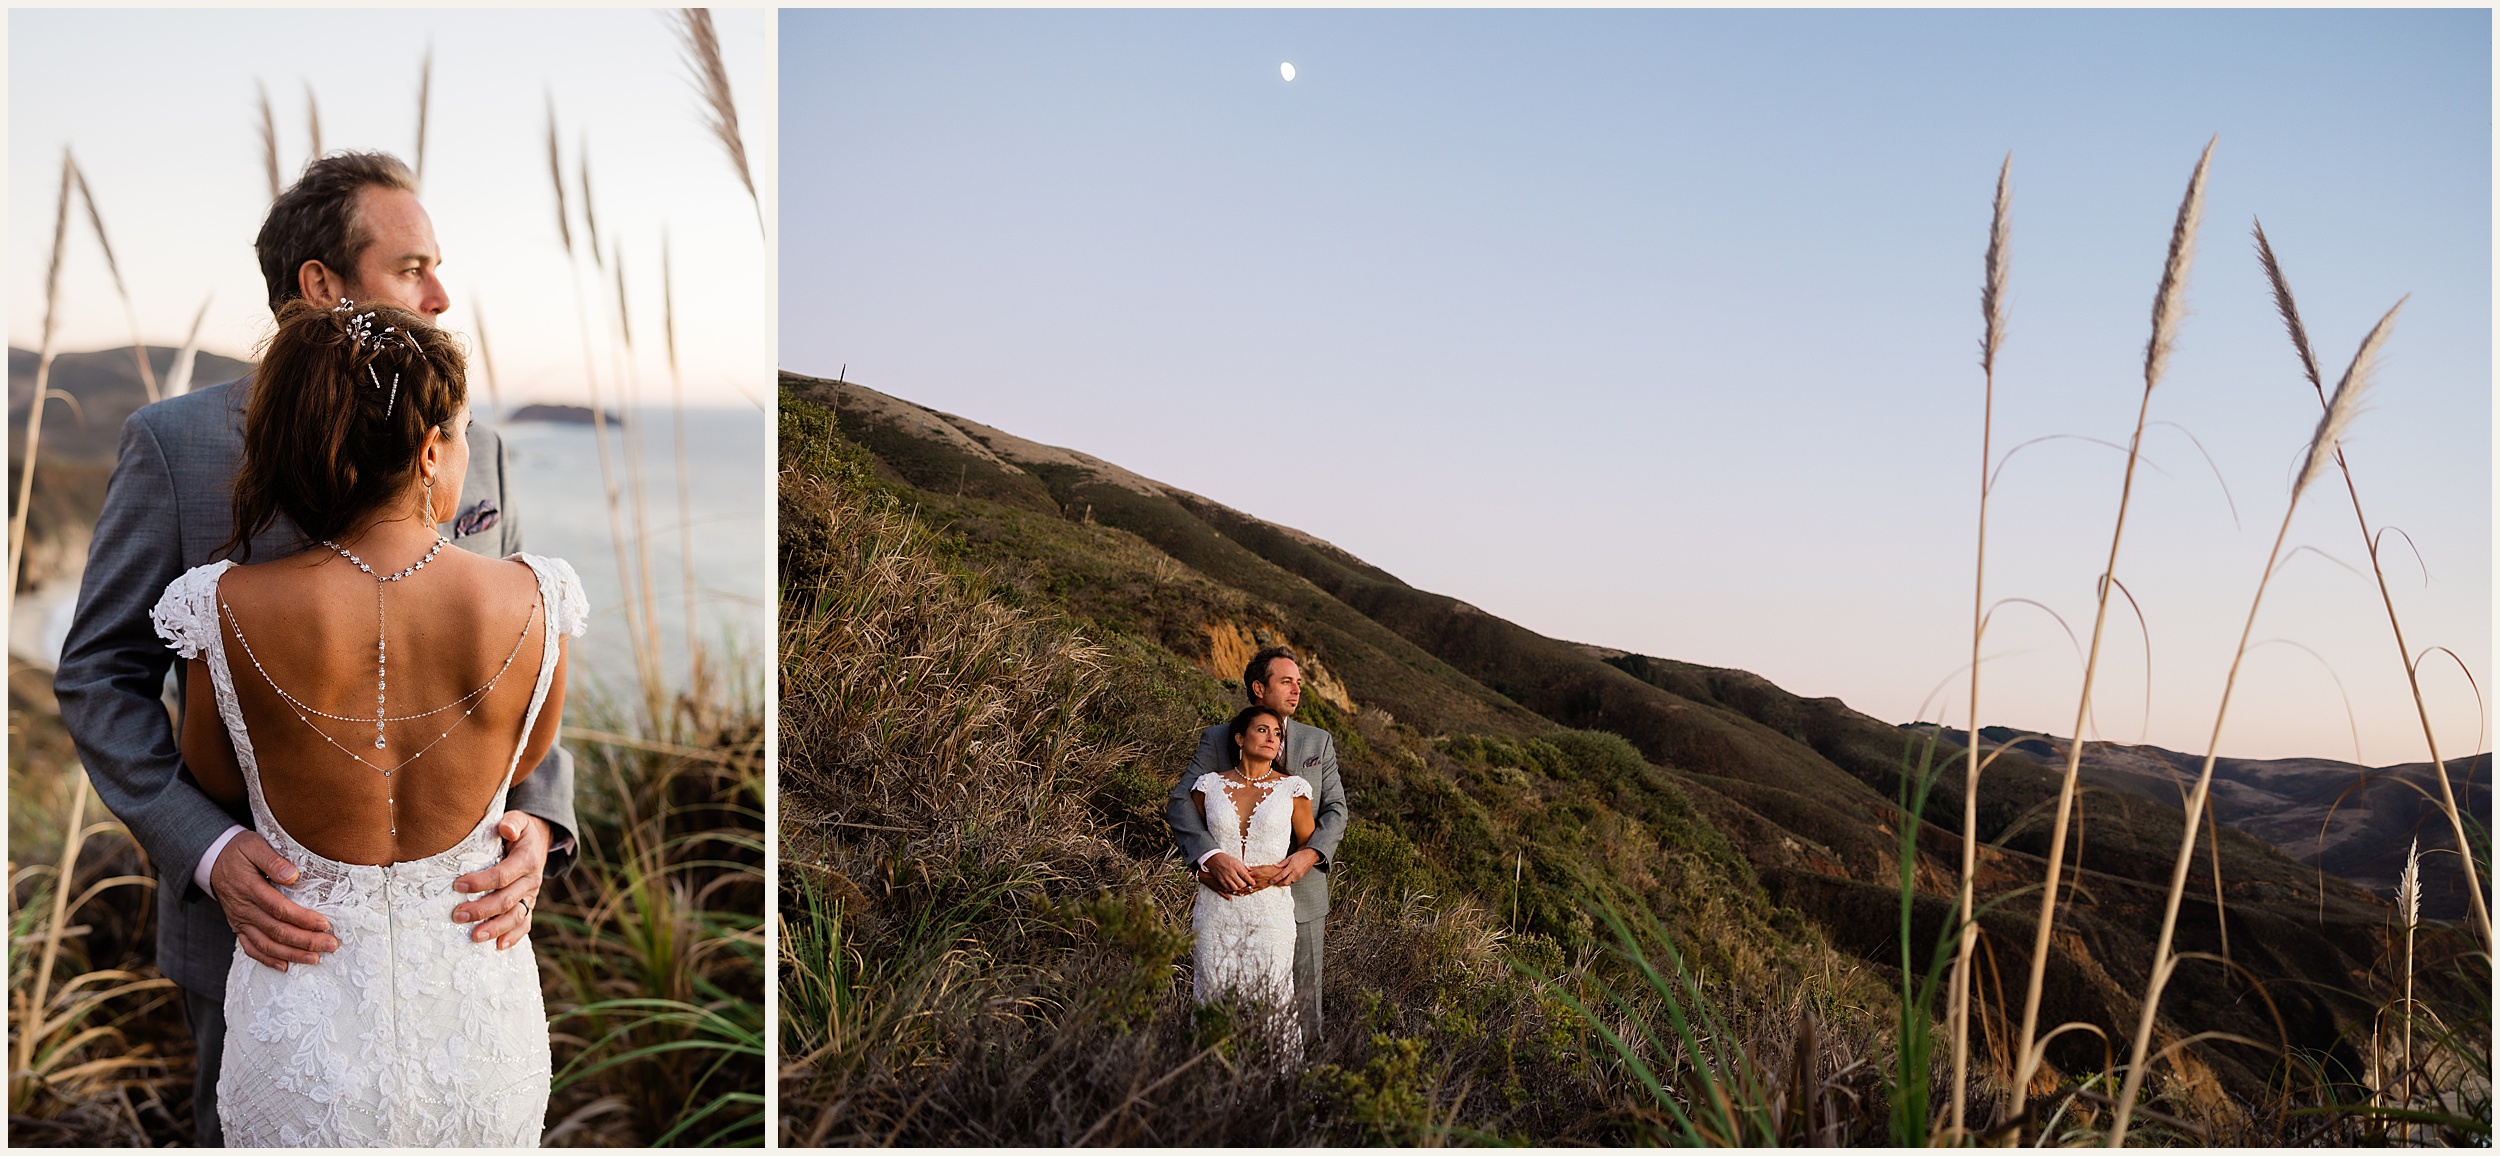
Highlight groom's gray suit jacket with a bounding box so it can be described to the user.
[1166,717,1348,923]
[53,376,579,1001]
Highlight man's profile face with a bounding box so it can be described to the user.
[1250,658,1302,717]
[329,185,448,317]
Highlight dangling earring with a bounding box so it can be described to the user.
[421,472,436,525]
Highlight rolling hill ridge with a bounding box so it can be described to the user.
[787,370,2472,1132]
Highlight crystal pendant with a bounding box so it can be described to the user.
[375,735,387,749]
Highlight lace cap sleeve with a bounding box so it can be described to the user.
[1284,775,1314,801]
[149,562,234,659]
[514,553,590,638]
[1190,772,1227,796]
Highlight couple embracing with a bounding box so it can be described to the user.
[1167,646,1350,1047]
[54,153,586,1147]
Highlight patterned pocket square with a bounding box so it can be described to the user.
[1304,755,1319,768]
[451,499,499,538]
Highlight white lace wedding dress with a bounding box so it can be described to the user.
[1190,771,1311,1041]
[151,552,587,1147]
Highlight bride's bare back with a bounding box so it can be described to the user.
[182,543,565,865]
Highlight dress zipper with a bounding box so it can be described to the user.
[382,863,398,1141]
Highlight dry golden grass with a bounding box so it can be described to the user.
[255,82,280,201]
[2256,219,2491,949]
[70,161,160,403]
[413,45,433,185]
[2107,290,2403,1142]
[10,151,77,599]
[2011,137,2214,1112]
[1948,151,2013,1142]
[670,8,762,234]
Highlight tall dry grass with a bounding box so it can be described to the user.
[304,83,323,162]
[544,104,662,723]
[1922,149,2490,1147]
[607,244,670,720]
[10,151,77,602]
[413,44,433,185]
[2009,137,2214,1115]
[2254,220,2492,949]
[161,293,216,400]
[2104,291,2403,1143]
[70,161,160,404]
[670,8,762,235]
[538,685,766,1146]
[255,82,280,201]
[471,297,506,420]
[1947,152,2012,1143]
[5,756,188,1145]
[662,234,705,691]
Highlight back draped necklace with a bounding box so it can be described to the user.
[221,534,539,839]
[324,534,446,749]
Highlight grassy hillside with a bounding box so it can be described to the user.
[779,385,1908,1144]
[781,375,2488,1144]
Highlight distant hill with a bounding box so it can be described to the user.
[1913,725,2490,920]
[507,403,620,425]
[784,370,2467,1118]
[8,346,253,590]
[9,346,253,464]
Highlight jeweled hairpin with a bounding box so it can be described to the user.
[368,364,401,418]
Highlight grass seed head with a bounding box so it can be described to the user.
[1979,153,2012,374]
[2251,219,2324,395]
[2295,297,2402,498]
[256,81,281,201]
[673,8,759,211]
[2143,136,2216,391]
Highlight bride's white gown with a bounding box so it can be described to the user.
[1190,771,1311,1037]
[151,552,587,1147]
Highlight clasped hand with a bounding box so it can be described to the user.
[1197,848,1319,896]
[215,811,553,970]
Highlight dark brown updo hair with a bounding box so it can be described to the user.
[1226,704,1288,769]
[225,298,467,560]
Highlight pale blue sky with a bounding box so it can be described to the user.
[782,9,2491,762]
[11,8,771,408]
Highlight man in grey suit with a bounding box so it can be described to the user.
[1167,645,1348,1043]
[52,152,576,1146]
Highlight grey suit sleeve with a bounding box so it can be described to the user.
[470,422,579,878]
[54,414,244,900]
[1303,733,1348,870]
[1164,724,1231,866]
[508,746,578,878]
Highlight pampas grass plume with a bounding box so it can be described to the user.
[673,8,763,232]
[256,81,281,201]
[545,96,573,257]
[304,82,323,161]
[2296,299,2402,498]
[2253,220,2323,393]
[71,160,161,402]
[2143,136,2215,390]
[2397,837,2422,928]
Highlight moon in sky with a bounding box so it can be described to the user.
[1280,62,1295,81]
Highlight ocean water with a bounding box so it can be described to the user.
[499,407,771,705]
[5,407,771,705]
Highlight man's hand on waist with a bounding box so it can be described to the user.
[211,831,337,971]
[452,811,550,950]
